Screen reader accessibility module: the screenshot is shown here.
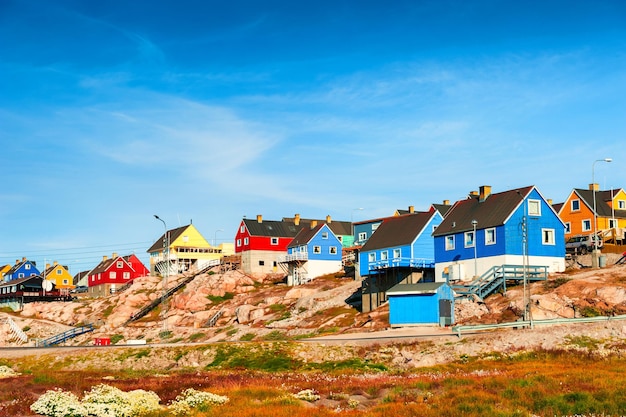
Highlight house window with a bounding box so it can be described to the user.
[299,245,307,253]
[57,269,62,275]
[393,248,401,259]
[240,225,245,233]
[244,237,249,245]
[571,199,580,211]
[123,272,130,279]
[432,224,438,232]
[337,236,342,242]
[372,223,380,231]
[565,222,571,234]
[321,232,328,239]
[62,279,68,285]
[329,246,337,255]
[117,261,123,268]
[619,200,626,209]
[464,231,475,248]
[582,219,592,232]
[445,236,455,250]
[18,273,24,278]
[609,219,618,229]
[528,199,541,216]
[358,232,367,241]
[368,253,376,262]
[25,264,30,270]
[485,228,496,245]
[259,260,265,266]
[236,239,241,247]
[110,272,116,279]
[270,237,279,245]
[542,228,555,245]
[380,251,388,261]
[313,246,322,254]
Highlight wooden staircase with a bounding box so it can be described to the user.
[452,264,548,301]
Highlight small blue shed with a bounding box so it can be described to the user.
[386,282,454,327]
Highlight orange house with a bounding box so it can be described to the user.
[557,184,626,243]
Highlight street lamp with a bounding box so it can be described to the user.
[471,220,478,278]
[592,158,612,267]
[154,214,169,331]
[214,229,223,247]
[351,208,364,244]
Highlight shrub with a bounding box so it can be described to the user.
[109,334,124,345]
[239,333,256,341]
[206,292,234,304]
[168,388,228,416]
[30,388,87,417]
[0,365,20,378]
[188,333,204,342]
[293,389,320,402]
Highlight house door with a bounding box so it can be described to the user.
[439,299,453,326]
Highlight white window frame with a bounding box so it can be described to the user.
[25,264,30,270]
[485,228,496,245]
[609,219,618,229]
[123,272,130,279]
[393,248,401,259]
[110,271,116,279]
[380,251,388,261]
[321,232,328,239]
[117,261,123,268]
[244,237,249,245]
[445,236,455,251]
[619,200,626,210]
[464,231,475,248]
[542,228,555,245]
[358,232,367,241]
[329,246,337,255]
[56,269,62,275]
[240,225,245,233]
[313,246,321,254]
[299,245,307,253]
[368,252,376,262]
[270,237,279,245]
[236,239,241,247]
[571,199,580,211]
[528,199,541,216]
[582,219,592,232]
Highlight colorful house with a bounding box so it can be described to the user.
[359,209,444,312]
[433,186,565,293]
[0,264,11,282]
[557,184,626,244]
[88,253,149,298]
[283,215,353,247]
[3,258,40,281]
[40,262,74,294]
[148,223,227,276]
[279,222,343,285]
[386,282,454,327]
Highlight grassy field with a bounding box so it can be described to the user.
[2,344,626,417]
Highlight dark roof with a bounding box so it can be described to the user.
[288,223,327,248]
[433,186,533,236]
[432,204,452,217]
[147,225,192,253]
[282,217,352,236]
[0,275,44,289]
[387,281,446,295]
[574,188,626,219]
[245,219,302,238]
[361,211,435,251]
[5,259,37,276]
[552,202,564,213]
[41,264,68,278]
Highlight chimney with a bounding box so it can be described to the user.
[112,252,118,258]
[443,199,450,205]
[310,220,318,229]
[294,213,300,226]
[469,191,479,197]
[46,263,50,269]
[102,255,108,262]
[408,205,415,214]
[589,183,599,191]
[256,214,263,223]
[15,259,19,265]
[548,199,553,205]
[479,185,492,202]
[22,257,26,262]
[326,215,332,223]
[53,261,58,266]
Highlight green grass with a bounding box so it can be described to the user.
[206,292,234,304]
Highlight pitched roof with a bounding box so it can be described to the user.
[282,217,352,236]
[244,219,302,238]
[361,211,435,251]
[5,259,36,276]
[89,256,129,275]
[288,223,328,248]
[574,188,626,219]
[433,186,533,236]
[432,203,452,217]
[147,224,194,252]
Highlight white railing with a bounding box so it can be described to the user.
[5,316,28,344]
[278,252,309,263]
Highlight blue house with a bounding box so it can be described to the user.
[3,258,40,282]
[279,222,343,285]
[359,209,444,312]
[433,185,565,297]
[387,282,454,327]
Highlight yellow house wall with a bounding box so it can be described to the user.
[45,265,74,290]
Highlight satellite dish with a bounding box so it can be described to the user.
[42,280,53,292]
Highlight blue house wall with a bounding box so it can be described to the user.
[6,261,40,281]
[434,189,564,263]
[353,221,382,246]
[288,224,342,261]
[388,284,454,326]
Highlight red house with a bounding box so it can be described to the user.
[87,253,149,297]
[235,214,302,274]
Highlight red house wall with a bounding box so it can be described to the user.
[235,221,294,253]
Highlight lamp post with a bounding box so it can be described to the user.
[351,208,364,244]
[471,220,478,278]
[154,214,168,331]
[214,229,223,247]
[592,158,612,268]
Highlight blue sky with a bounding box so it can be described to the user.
[1,0,625,273]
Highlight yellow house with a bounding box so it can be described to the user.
[41,261,75,293]
[557,184,626,244]
[0,264,11,281]
[147,223,229,275]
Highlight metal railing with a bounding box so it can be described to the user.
[278,252,309,263]
[38,323,94,347]
[368,257,435,271]
[452,264,548,300]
